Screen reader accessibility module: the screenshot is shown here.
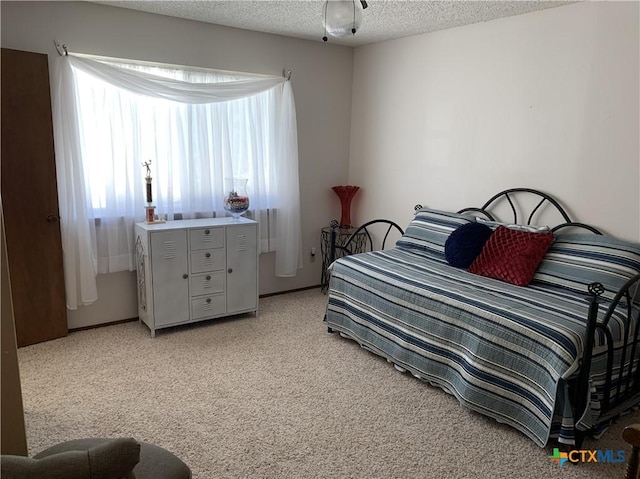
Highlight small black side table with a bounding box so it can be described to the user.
[320,226,367,293]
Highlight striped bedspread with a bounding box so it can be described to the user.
[325,247,638,447]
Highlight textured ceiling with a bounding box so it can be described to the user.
[94,1,574,47]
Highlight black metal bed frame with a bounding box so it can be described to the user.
[326,187,640,447]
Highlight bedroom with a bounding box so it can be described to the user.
[1,0,639,477]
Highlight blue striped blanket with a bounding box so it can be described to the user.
[325,246,639,446]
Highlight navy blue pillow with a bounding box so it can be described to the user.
[444,222,493,268]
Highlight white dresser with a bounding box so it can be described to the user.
[134,218,258,337]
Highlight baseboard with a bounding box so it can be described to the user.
[259,284,321,298]
[69,317,138,333]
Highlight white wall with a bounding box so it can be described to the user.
[349,2,640,242]
[1,1,354,328]
[4,1,639,329]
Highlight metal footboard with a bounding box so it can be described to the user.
[576,275,640,447]
[328,218,405,265]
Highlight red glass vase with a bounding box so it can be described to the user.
[332,185,360,228]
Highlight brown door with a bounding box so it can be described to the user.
[1,48,68,347]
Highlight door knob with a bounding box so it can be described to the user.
[228,268,233,274]
[182,274,188,279]
[46,214,60,223]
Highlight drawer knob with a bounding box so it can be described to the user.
[205,229,210,235]
[205,252,211,258]
[182,274,188,279]
[228,268,233,274]
[206,298,212,304]
[206,275,211,281]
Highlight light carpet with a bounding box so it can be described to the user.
[18,288,639,478]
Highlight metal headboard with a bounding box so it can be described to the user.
[458,188,570,224]
[455,187,602,234]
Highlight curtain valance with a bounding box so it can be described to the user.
[66,55,287,103]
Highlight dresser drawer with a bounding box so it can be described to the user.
[190,249,225,273]
[190,272,225,297]
[191,294,226,319]
[189,227,224,251]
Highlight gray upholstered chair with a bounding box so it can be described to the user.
[0,437,191,479]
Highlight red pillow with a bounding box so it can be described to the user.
[468,226,554,286]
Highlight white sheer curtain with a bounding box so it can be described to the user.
[53,54,301,309]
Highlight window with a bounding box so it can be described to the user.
[55,55,301,308]
[74,60,277,218]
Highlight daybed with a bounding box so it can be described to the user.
[324,188,640,447]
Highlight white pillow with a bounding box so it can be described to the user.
[476,217,550,233]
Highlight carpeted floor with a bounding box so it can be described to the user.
[17,288,639,478]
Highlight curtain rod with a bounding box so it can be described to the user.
[54,41,68,56]
[55,41,292,81]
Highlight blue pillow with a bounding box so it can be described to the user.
[444,222,493,268]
